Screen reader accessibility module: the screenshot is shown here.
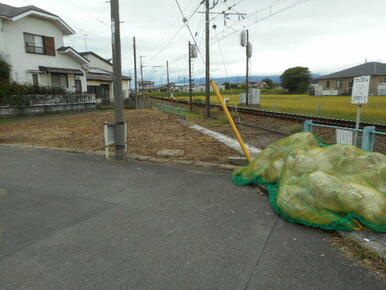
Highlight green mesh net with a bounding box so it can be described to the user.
[233,132,386,232]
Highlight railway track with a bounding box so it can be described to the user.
[150,96,386,132]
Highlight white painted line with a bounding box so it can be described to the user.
[188,124,261,156]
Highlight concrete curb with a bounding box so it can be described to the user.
[0,143,239,171]
[336,230,386,261]
[179,119,261,156]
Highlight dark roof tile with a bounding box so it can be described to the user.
[0,3,57,18]
[319,62,386,79]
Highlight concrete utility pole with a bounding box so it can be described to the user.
[166,60,170,98]
[245,29,249,106]
[188,41,193,112]
[140,56,145,97]
[133,36,139,109]
[205,0,210,118]
[110,0,125,160]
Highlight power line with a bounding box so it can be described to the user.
[210,0,310,45]
[147,24,186,63]
[148,1,204,63]
[151,0,193,56]
[63,0,110,27]
[175,0,205,65]
[217,41,229,78]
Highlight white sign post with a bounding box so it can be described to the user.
[351,76,370,146]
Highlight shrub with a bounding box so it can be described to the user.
[0,55,11,84]
[0,82,68,107]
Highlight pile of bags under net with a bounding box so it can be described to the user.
[233,132,386,232]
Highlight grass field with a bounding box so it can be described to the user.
[172,94,386,124]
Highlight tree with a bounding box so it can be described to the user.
[0,55,11,84]
[262,78,274,89]
[280,67,312,93]
[222,81,230,90]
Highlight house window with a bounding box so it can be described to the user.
[24,33,56,56]
[337,80,343,89]
[75,79,82,93]
[326,81,330,89]
[24,33,45,54]
[51,73,68,89]
[32,74,39,86]
[349,79,354,88]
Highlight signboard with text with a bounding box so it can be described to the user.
[352,76,370,104]
[336,129,354,145]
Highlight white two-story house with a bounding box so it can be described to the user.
[80,51,131,103]
[0,3,88,92]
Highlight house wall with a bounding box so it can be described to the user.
[0,19,6,54]
[87,79,129,102]
[318,76,386,96]
[0,16,87,92]
[83,53,113,73]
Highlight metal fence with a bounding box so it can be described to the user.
[304,120,386,152]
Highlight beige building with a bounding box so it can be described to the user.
[318,62,386,96]
[80,51,131,104]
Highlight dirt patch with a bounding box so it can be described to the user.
[0,109,241,163]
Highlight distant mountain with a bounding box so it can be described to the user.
[175,74,321,85]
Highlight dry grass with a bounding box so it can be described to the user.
[0,109,240,163]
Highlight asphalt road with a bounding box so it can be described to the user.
[0,145,384,290]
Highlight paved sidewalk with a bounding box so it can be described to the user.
[0,145,384,289]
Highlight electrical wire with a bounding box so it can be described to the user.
[217,40,229,78]
[210,0,310,45]
[148,1,204,63]
[63,0,110,27]
[175,0,206,65]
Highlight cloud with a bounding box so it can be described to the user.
[3,0,386,84]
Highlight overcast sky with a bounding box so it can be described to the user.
[3,0,386,84]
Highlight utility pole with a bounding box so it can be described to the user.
[166,60,170,98]
[133,36,138,109]
[205,0,210,118]
[188,41,193,112]
[245,29,249,106]
[110,0,125,160]
[140,56,145,97]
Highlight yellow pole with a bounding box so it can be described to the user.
[210,80,253,163]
